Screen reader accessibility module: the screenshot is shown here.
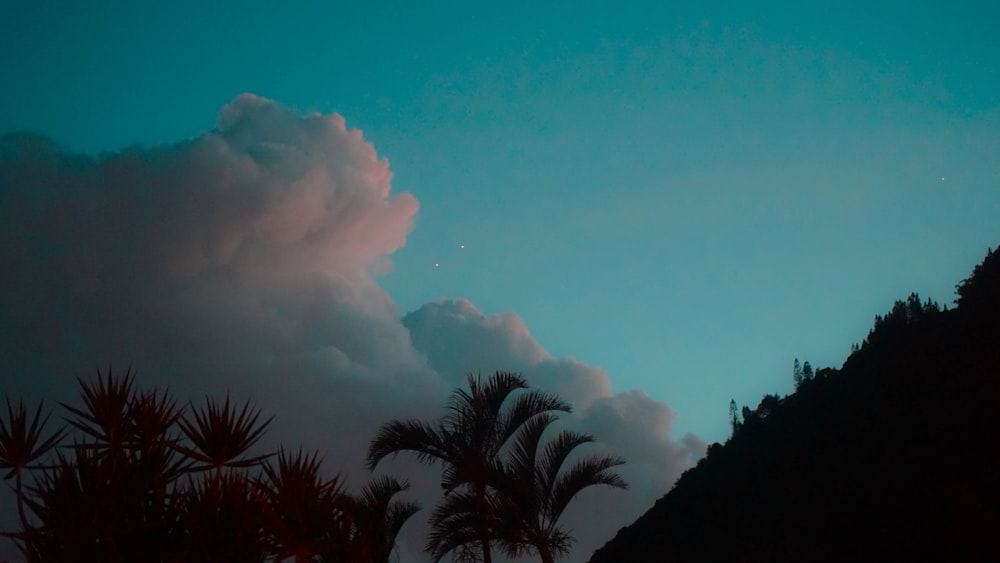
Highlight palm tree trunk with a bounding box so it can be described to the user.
[537,544,555,563]
[476,485,492,563]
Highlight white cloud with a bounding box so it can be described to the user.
[402,299,706,558]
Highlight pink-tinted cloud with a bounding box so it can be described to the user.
[0,95,702,562]
[401,299,706,559]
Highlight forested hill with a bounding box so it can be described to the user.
[588,246,1000,563]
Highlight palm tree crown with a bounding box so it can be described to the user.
[494,413,627,563]
[366,371,576,563]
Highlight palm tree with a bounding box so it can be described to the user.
[492,413,627,563]
[344,475,421,563]
[5,368,422,563]
[425,486,503,562]
[366,371,572,563]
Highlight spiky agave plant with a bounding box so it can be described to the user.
[16,444,180,562]
[177,394,274,471]
[175,469,269,562]
[255,448,347,563]
[60,366,136,455]
[17,369,188,562]
[0,398,65,531]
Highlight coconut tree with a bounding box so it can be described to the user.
[492,413,627,563]
[425,486,503,562]
[343,475,421,563]
[366,371,572,563]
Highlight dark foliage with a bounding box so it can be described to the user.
[2,370,419,563]
[368,371,626,563]
[588,246,1000,563]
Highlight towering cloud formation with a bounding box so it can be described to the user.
[0,95,703,561]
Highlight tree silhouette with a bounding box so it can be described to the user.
[490,412,627,563]
[589,245,1000,563]
[728,399,740,435]
[0,399,64,533]
[257,448,369,563]
[3,368,420,563]
[177,394,274,470]
[366,371,572,563]
[955,245,1000,312]
[348,475,422,563]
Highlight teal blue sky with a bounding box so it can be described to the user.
[2,0,998,445]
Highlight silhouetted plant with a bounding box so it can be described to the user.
[346,475,422,563]
[366,371,629,563]
[17,443,180,561]
[175,469,268,562]
[60,366,135,454]
[864,292,941,348]
[754,394,781,420]
[367,371,572,563]
[955,245,1000,312]
[589,245,1000,563]
[0,399,65,531]
[728,399,740,435]
[3,368,419,563]
[177,394,274,470]
[256,448,346,562]
[492,413,627,563]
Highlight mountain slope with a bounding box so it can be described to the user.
[588,247,1000,563]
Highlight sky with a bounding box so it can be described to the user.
[1,1,999,561]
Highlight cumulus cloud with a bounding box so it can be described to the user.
[402,299,706,558]
[0,95,702,562]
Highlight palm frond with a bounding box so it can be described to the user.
[384,499,422,546]
[549,454,627,520]
[426,489,491,562]
[503,412,557,480]
[539,430,595,496]
[358,474,408,515]
[494,389,571,453]
[351,475,421,563]
[366,418,450,471]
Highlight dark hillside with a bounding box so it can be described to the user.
[588,247,1000,563]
